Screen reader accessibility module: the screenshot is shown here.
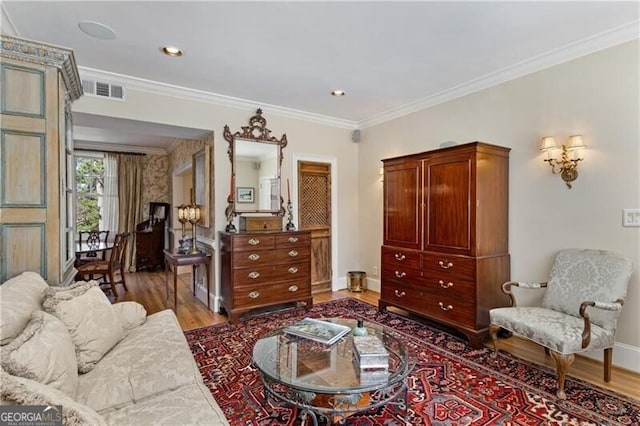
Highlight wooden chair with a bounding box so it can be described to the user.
[489,249,633,399]
[77,230,110,264]
[76,232,129,297]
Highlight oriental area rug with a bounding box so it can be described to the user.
[184,298,639,425]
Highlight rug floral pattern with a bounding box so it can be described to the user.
[185,298,639,425]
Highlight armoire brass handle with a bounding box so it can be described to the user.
[395,271,406,278]
[288,250,298,257]
[394,253,406,261]
[438,302,453,311]
[288,285,299,292]
[249,291,260,299]
[439,280,453,288]
[248,253,260,261]
[394,290,406,297]
[288,267,299,274]
[288,237,299,243]
[248,238,260,246]
[248,271,260,279]
[438,260,453,269]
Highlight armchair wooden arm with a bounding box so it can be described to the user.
[501,281,548,306]
[578,299,624,348]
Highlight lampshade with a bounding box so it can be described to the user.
[567,135,585,150]
[177,205,188,224]
[539,136,557,152]
[186,205,201,223]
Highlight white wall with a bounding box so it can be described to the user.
[358,40,640,371]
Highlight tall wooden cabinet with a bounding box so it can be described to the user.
[219,230,313,322]
[0,35,82,284]
[379,142,510,348]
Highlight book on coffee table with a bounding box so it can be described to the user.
[283,318,351,345]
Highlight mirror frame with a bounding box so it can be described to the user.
[224,109,287,222]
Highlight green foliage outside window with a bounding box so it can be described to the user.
[76,157,105,232]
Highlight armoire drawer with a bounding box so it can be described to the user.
[381,262,421,283]
[419,275,476,300]
[421,252,476,277]
[382,246,421,270]
[234,281,311,308]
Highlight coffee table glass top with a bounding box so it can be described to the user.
[252,318,410,394]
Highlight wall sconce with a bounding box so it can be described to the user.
[539,135,586,188]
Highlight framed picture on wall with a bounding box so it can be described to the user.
[237,187,254,203]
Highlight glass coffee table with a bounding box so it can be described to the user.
[252,318,412,425]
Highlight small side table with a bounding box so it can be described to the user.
[163,249,212,312]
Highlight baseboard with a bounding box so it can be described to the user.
[580,342,640,374]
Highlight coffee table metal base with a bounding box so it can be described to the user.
[259,374,409,425]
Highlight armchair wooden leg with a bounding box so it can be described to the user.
[488,324,500,356]
[550,351,575,400]
[603,348,612,382]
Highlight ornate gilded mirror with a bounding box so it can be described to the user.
[224,109,287,227]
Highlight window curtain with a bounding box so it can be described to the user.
[101,153,119,241]
[117,154,144,271]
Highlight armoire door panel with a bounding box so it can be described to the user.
[424,157,472,253]
[383,160,421,249]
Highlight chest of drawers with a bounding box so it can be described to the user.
[219,231,313,322]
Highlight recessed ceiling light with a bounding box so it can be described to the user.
[161,46,183,57]
[78,21,116,40]
[331,90,346,96]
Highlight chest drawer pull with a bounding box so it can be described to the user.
[439,280,453,288]
[395,271,406,278]
[438,260,453,269]
[248,238,260,246]
[288,267,299,274]
[248,271,260,279]
[288,285,299,292]
[288,250,299,257]
[438,302,453,311]
[394,253,406,261]
[394,290,406,297]
[288,237,299,243]
[248,291,260,299]
[248,253,260,261]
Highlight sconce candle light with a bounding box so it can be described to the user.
[539,135,586,188]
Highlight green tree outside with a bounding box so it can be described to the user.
[76,157,104,232]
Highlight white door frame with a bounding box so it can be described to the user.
[291,153,339,291]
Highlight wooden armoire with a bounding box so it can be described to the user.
[0,35,82,284]
[379,142,510,348]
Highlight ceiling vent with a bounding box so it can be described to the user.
[81,79,125,101]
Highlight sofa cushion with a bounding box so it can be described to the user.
[0,271,49,345]
[76,309,203,412]
[1,311,78,397]
[98,382,229,426]
[42,281,124,373]
[112,301,147,333]
[0,369,106,425]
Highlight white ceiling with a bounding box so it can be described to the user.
[3,1,639,152]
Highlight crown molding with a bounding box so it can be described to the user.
[78,67,358,130]
[74,140,167,155]
[358,20,640,129]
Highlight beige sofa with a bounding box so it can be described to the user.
[0,272,229,425]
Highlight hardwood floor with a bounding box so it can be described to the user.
[114,270,640,400]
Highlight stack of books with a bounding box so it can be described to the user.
[283,318,351,345]
[353,335,389,384]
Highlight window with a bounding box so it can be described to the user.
[75,154,105,232]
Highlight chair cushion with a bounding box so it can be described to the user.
[1,311,78,397]
[76,260,109,274]
[541,249,632,331]
[42,281,124,373]
[0,271,49,345]
[490,306,615,354]
[1,368,106,425]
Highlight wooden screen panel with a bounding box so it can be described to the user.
[0,131,45,207]
[299,173,330,229]
[1,64,45,117]
[0,223,46,281]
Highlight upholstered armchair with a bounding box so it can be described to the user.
[489,249,633,399]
